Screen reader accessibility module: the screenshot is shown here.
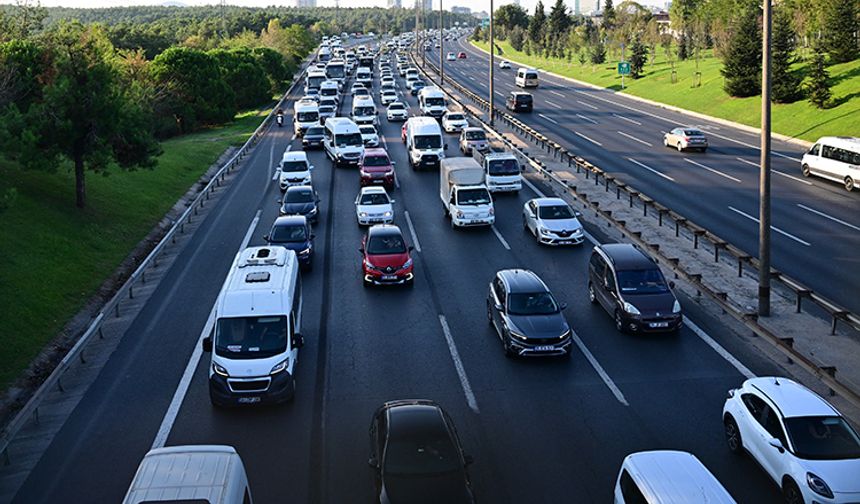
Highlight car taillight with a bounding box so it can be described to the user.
[683,137,689,142]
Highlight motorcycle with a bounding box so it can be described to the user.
[276,114,284,127]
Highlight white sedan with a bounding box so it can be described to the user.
[359,125,380,147]
[499,60,511,69]
[386,102,408,121]
[442,112,468,133]
[522,198,585,245]
[446,52,456,61]
[355,186,394,226]
[380,89,397,105]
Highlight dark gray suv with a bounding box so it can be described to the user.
[486,269,571,358]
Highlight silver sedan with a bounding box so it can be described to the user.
[663,127,708,152]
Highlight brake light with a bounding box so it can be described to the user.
[683,137,690,142]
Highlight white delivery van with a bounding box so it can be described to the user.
[324,117,365,167]
[417,86,447,119]
[293,100,320,137]
[440,157,495,228]
[801,136,860,191]
[305,69,327,94]
[351,96,378,126]
[474,148,522,192]
[325,60,346,87]
[516,67,539,88]
[614,451,736,504]
[123,445,252,504]
[356,66,372,86]
[317,45,332,62]
[405,116,446,170]
[278,150,313,191]
[201,246,304,407]
[318,80,340,103]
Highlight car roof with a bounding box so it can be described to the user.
[384,402,451,441]
[598,243,656,270]
[368,224,403,237]
[746,377,838,418]
[462,127,483,133]
[510,91,531,97]
[497,269,549,294]
[363,147,388,157]
[285,185,313,193]
[622,451,736,504]
[360,186,388,195]
[533,197,568,207]
[273,215,308,227]
[282,151,308,161]
[815,136,860,151]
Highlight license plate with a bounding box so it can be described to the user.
[535,345,555,352]
[559,240,572,245]
[382,275,397,280]
[650,322,669,328]
[238,397,261,404]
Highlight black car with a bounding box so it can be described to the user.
[264,215,314,270]
[505,91,533,112]
[487,269,571,358]
[587,244,682,334]
[302,125,325,149]
[369,400,475,504]
[410,81,427,96]
[280,185,320,222]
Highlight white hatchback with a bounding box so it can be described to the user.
[387,102,408,121]
[380,89,398,105]
[442,111,469,133]
[355,186,394,226]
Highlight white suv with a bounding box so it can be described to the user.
[722,377,860,504]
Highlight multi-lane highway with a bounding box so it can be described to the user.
[10,43,804,503]
[433,37,860,315]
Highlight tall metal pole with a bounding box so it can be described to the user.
[421,0,427,68]
[414,0,419,54]
[489,0,494,126]
[439,0,444,85]
[758,0,773,317]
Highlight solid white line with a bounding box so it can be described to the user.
[684,158,742,183]
[683,316,755,379]
[571,331,629,406]
[735,157,812,185]
[545,100,563,109]
[797,204,860,232]
[495,90,505,98]
[491,225,511,250]
[576,114,598,125]
[617,131,653,147]
[404,210,422,252]
[151,209,262,449]
[522,176,546,198]
[728,206,811,246]
[439,315,480,413]
[613,113,642,126]
[576,100,599,110]
[574,131,603,147]
[538,113,559,125]
[550,90,566,98]
[628,157,675,182]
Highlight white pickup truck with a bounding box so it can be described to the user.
[473,148,522,193]
[439,158,495,228]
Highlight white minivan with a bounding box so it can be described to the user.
[356,66,372,86]
[201,246,304,407]
[404,116,446,170]
[123,445,252,504]
[801,136,860,191]
[351,96,378,126]
[278,150,313,191]
[516,67,539,88]
[318,79,340,103]
[293,100,320,137]
[324,117,365,167]
[614,451,736,504]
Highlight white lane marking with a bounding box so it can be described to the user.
[550,90,566,98]
[628,157,675,182]
[574,131,603,147]
[522,176,546,198]
[735,157,812,185]
[683,316,755,379]
[538,113,559,125]
[613,113,642,126]
[494,90,505,98]
[468,75,476,81]
[571,331,629,406]
[151,209,262,449]
[491,225,511,250]
[439,315,480,413]
[404,210,422,252]
[576,100,599,110]
[576,114,598,125]
[617,131,653,147]
[797,204,860,232]
[545,100,563,109]
[684,158,742,183]
[728,206,811,246]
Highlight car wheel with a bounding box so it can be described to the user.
[363,277,372,288]
[588,283,597,304]
[801,164,811,177]
[405,277,414,287]
[724,415,744,455]
[676,142,683,152]
[783,479,803,504]
[845,176,855,192]
[700,147,707,153]
[614,310,625,332]
[663,136,668,147]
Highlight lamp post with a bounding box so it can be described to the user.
[488,0,494,126]
[439,0,444,86]
[758,0,773,316]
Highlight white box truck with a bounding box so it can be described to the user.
[473,148,522,193]
[439,158,495,228]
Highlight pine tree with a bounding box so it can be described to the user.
[528,1,546,51]
[603,0,616,31]
[721,7,762,97]
[677,32,689,61]
[590,33,606,65]
[629,35,648,78]
[804,49,832,109]
[771,6,801,103]
[822,0,859,63]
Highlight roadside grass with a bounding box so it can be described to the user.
[0,107,270,391]
[473,39,860,142]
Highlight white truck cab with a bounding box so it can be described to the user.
[440,157,495,228]
[474,148,522,192]
[324,117,365,167]
[417,86,447,119]
[201,246,304,407]
[351,96,378,126]
[293,100,320,137]
[278,150,313,191]
[405,116,446,170]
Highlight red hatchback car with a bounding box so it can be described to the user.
[360,148,396,190]
[457,52,467,59]
[360,225,414,287]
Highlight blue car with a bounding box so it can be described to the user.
[265,215,314,270]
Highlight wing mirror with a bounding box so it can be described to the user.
[201,336,213,353]
[358,247,365,254]
[310,233,316,240]
[368,456,379,469]
[292,333,304,349]
[669,281,676,289]
[309,165,315,170]
[463,454,474,466]
[575,210,583,218]
[263,234,270,241]
[443,143,448,150]
[408,245,414,252]
[768,438,785,453]
[559,302,568,310]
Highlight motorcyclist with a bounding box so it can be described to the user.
[276,107,284,127]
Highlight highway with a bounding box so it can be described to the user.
[432,37,860,316]
[9,45,795,503]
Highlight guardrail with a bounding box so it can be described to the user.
[0,58,313,466]
[411,52,860,409]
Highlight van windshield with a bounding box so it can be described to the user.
[616,269,669,294]
[425,97,444,107]
[414,134,441,149]
[215,316,287,359]
[488,159,520,176]
[354,106,375,116]
[337,133,363,147]
[281,161,307,172]
[297,111,319,122]
[326,65,345,79]
[457,188,491,205]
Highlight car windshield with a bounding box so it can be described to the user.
[269,224,308,243]
[360,126,377,135]
[457,188,491,205]
[487,159,520,176]
[446,114,465,121]
[336,133,363,147]
[282,160,307,172]
[367,233,406,254]
[538,205,575,219]
[214,316,287,359]
[326,65,345,79]
[297,111,318,122]
[319,106,335,114]
[425,97,444,107]
[354,106,375,116]
[363,155,389,167]
[306,127,324,136]
[390,103,405,110]
[285,189,314,203]
[384,427,461,476]
[414,135,441,149]
[507,292,559,315]
[360,193,389,205]
[785,416,860,460]
[465,130,486,140]
[616,269,669,294]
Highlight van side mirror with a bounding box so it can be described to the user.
[202,336,213,353]
[293,333,304,349]
[464,454,474,466]
[263,234,270,241]
[669,281,676,289]
[309,165,315,170]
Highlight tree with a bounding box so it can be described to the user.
[721,7,761,97]
[669,0,702,60]
[208,48,270,109]
[590,31,607,65]
[629,35,648,78]
[602,0,616,31]
[821,0,858,63]
[528,1,546,50]
[547,0,570,57]
[509,25,525,52]
[771,5,801,103]
[804,48,832,108]
[495,4,530,35]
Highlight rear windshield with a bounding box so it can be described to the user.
[306,126,324,135]
[215,316,287,359]
[616,269,669,295]
[515,95,533,103]
[684,129,704,136]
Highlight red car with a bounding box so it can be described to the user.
[360,148,396,189]
[360,225,414,287]
[401,122,408,143]
[457,52,467,59]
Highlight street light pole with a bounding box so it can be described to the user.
[439,0,444,86]
[489,0,494,126]
[758,0,773,316]
[421,0,427,68]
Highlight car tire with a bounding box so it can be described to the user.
[801,164,811,177]
[588,283,597,304]
[782,479,803,504]
[405,277,414,288]
[363,277,372,288]
[700,147,707,153]
[724,415,744,455]
[845,176,855,192]
[614,310,625,333]
[663,137,669,147]
[676,142,683,152]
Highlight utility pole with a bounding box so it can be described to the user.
[758,0,773,316]
[414,0,419,54]
[620,42,625,89]
[421,0,426,68]
[439,0,444,86]
[489,0,494,126]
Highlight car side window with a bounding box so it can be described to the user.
[822,145,835,160]
[741,393,765,420]
[808,144,820,156]
[619,469,647,504]
[605,268,618,294]
[243,488,252,504]
[494,279,507,307]
[760,404,788,446]
[589,252,605,273]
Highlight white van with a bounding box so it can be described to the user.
[405,116,446,170]
[278,150,313,191]
[123,445,252,504]
[356,66,372,86]
[614,451,736,504]
[293,100,320,137]
[351,96,378,126]
[325,60,346,87]
[319,80,340,103]
[516,67,539,88]
[324,117,365,167]
[417,86,447,119]
[305,70,327,94]
[202,246,303,407]
[801,136,860,191]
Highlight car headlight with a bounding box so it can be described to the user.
[509,329,528,341]
[559,329,571,340]
[383,211,392,217]
[358,211,368,218]
[539,227,552,236]
[270,358,290,375]
[212,362,229,377]
[622,301,641,315]
[807,473,833,499]
[672,300,681,314]
[456,210,464,218]
[488,207,495,216]
[401,258,413,269]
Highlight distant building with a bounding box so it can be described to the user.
[451,6,470,14]
[472,10,487,19]
[294,0,315,6]
[413,0,432,10]
[388,0,401,7]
